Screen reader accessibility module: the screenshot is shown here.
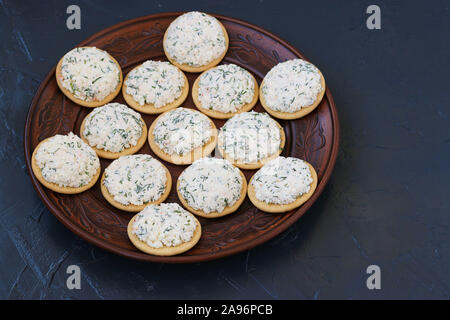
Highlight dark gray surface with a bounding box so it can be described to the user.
[0,0,449,299]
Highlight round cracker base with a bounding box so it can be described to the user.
[247,162,318,213]
[100,166,172,213]
[192,72,259,119]
[177,169,247,218]
[218,120,286,169]
[55,47,123,108]
[148,111,218,165]
[122,68,189,114]
[31,137,101,194]
[259,70,326,120]
[127,216,202,256]
[80,114,148,159]
[163,20,229,73]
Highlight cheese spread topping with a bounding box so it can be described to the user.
[153,107,212,156]
[59,47,120,102]
[251,156,313,204]
[219,111,282,163]
[132,203,197,249]
[197,64,255,113]
[125,60,185,108]
[35,132,100,188]
[261,59,322,113]
[164,11,227,67]
[103,154,167,206]
[83,103,144,153]
[178,157,243,214]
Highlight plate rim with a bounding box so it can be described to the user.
[23,11,340,263]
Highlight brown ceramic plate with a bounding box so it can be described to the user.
[24,12,339,263]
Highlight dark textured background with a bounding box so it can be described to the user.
[0,0,448,299]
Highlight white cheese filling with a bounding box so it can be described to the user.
[197,64,255,113]
[178,157,243,214]
[164,11,227,67]
[251,156,313,205]
[153,107,212,156]
[261,59,322,113]
[132,203,197,249]
[35,132,100,188]
[125,60,185,108]
[59,47,120,102]
[83,103,144,153]
[219,111,282,163]
[103,154,167,206]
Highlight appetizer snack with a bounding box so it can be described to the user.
[177,157,247,218]
[80,103,147,159]
[192,64,258,119]
[218,111,285,169]
[128,203,201,256]
[31,132,100,194]
[56,47,122,107]
[248,156,317,213]
[101,154,172,212]
[122,60,189,114]
[148,107,217,165]
[163,11,229,72]
[260,59,325,119]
